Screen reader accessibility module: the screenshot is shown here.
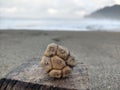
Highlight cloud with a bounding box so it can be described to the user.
[0,7,26,18]
[74,11,86,16]
[47,8,59,15]
[0,0,119,18]
[0,7,17,13]
[0,7,24,13]
[115,0,120,4]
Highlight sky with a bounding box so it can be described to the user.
[0,0,120,19]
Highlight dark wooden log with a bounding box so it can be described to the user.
[0,78,11,90]
[1,58,89,90]
[5,79,17,90]
[0,78,75,90]
[0,78,6,88]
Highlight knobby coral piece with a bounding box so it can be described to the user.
[41,43,76,78]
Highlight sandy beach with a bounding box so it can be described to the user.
[0,30,120,90]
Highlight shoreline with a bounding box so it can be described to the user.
[1,29,120,32]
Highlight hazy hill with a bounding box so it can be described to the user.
[85,5,120,20]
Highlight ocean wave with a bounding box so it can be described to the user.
[0,18,120,31]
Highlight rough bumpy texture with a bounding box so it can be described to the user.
[41,43,76,78]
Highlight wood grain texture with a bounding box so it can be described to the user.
[0,78,75,90]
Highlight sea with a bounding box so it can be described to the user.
[0,18,120,31]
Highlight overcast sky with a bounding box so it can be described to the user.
[0,0,120,19]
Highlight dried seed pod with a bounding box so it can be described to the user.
[57,45,69,60]
[41,43,76,78]
[44,43,58,57]
[40,56,52,72]
[66,55,76,67]
[51,56,66,70]
[49,70,61,78]
[62,66,72,78]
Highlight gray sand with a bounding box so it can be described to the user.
[0,30,120,90]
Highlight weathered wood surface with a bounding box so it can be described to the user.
[0,78,74,90]
[1,58,89,90]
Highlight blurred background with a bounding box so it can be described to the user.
[0,0,120,31]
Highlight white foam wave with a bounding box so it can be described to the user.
[0,18,120,31]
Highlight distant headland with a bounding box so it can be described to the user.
[85,4,120,20]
